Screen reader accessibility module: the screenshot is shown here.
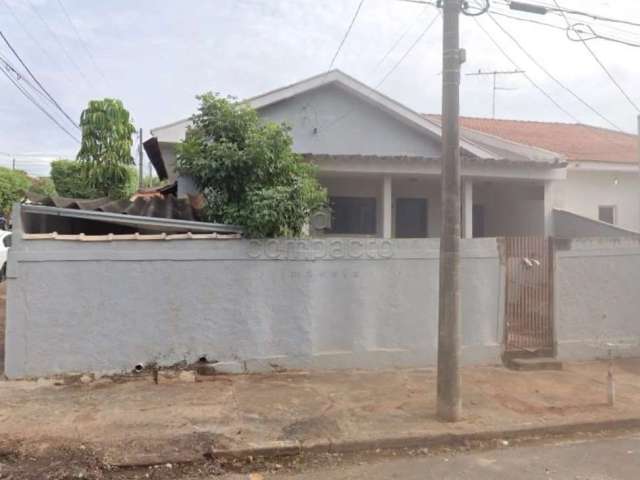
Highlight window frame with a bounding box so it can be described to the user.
[598,205,616,225]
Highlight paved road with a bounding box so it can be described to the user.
[258,433,640,480]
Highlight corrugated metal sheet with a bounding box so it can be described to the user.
[20,204,242,235]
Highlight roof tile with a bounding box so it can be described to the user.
[426,115,638,163]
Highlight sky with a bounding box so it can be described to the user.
[0,0,639,176]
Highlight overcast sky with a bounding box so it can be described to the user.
[1,0,639,175]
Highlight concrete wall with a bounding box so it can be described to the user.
[5,237,503,378]
[558,169,640,232]
[555,237,640,361]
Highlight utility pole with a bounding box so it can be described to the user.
[138,128,144,189]
[466,69,524,118]
[437,0,464,422]
[11,157,15,170]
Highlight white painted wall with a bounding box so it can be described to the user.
[555,237,640,360]
[474,181,545,237]
[253,83,442,158]
[557,169,640,232]
[5,237,503,378]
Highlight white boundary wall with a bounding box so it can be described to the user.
[555,237,640,360]
[5,237,504,378]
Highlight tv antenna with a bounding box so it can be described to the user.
[466,69,525,118]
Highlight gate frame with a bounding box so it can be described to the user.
[501,236,558,357]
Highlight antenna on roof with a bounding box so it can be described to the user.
[466,69,525,118]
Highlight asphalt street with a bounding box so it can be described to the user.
[259,433,640,480]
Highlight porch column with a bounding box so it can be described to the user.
[382,175,392,238]
[462,178,473,238]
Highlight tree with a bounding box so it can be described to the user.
[50,159,137,199]
[76,98,136,199]
[176,93,327,237]
[0,167,30,217]
[28,177,57,197]
[50,159,98,198]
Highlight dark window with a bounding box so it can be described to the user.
[2,234,11,248]
[329,197,377,235]
[473,204,485,237]
[598,206,616,224]
[395,198,428,238]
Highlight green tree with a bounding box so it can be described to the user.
[28,177,57,197]
[0,167,30,217]
[76,98,136,199]
[50,159,137,199]
[50,159,98,198]
[176,93,327,237]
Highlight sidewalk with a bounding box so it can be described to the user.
[1,359,640,467]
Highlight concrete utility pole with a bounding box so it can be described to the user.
[138,128,144,189]
[466,69,524,118]
[11,157,15,170]
[437,0,464,422]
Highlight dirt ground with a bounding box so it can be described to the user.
[0,282,5,374]
[2,359,640,479]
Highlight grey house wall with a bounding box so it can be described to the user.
[5,237,503,378]
[258,83,442,157]
[554,237,640,360]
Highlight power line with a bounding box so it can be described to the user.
[26,0,92,87]
[377,11,441,87]
[373,4,429,72]
[492,9,640,46]
[54,0,107,83]
[327,0,366,72]
[0,62,80,143]
[486,13,624,130]
[472,16,580,123]
[551,0,640,113]
[319,11,441,133]
[0,31,79,129]
[507,0,640,29]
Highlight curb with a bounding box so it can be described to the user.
[109,417,640,468]
[210,417,640,459]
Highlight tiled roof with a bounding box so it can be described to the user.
[425,115,638,164]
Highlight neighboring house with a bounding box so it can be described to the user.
[146,70,639,239]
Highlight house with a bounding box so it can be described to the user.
[146,70,639,239]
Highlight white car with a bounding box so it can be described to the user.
[0,230,11,282]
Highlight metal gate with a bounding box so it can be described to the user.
[504,237,554,353]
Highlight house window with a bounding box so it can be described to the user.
[395,198,428,238]
[473,204,485,237]
[598,205,616,224]
[329,197,377,235]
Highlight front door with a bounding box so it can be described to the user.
[395,198,428,238]
[504,237,555,353]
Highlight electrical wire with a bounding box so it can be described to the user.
[372,4,429,72]
[26,0,92,87]
[472,16,580,123]
[320,11,441,132]
[486,13,624,130]
[516,0,640,29]
[327,0,366,72]
[0,31,79,129]
[491,10,640,48]
[377,11,441,87]
[551,0,640,113]
[54,0,107,83]
[0,63,80,143]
